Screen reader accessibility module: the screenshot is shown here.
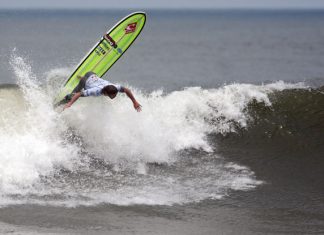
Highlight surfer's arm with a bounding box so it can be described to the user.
[123,87,142,112]
[63,92,81,110]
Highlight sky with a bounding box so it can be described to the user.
[0,0,324,9]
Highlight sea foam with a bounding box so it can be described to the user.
[0,52,306,206]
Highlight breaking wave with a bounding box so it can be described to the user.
[0,53,320,207]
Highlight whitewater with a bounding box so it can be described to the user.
[0,53,311,207]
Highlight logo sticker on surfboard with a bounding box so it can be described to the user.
[106,35,118,48]
[125,23,137,34]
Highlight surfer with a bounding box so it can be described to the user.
[63,71,142,112]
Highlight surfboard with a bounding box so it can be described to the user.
[53,12,146,106]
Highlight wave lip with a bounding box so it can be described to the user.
[226,86,324,150]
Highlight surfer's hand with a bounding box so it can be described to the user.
[134,101,142,112]
[62,93,81,111]
[123,87,141,112]
[63,103,71,111]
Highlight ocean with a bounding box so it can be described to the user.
[0,9,323,234]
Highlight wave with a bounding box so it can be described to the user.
[0,53,320,207]
[216,86,324,152]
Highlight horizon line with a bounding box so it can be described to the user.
[1,7,324,11]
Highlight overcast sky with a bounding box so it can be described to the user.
[1,0,324,9]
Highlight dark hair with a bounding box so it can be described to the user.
[84,71,96,79]
[102,85,118,96]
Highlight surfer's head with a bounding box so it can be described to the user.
[102,85,118,99]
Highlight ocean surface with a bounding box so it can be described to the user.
[0,9,324,234]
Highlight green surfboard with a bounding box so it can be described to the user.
[54,12,146,106]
